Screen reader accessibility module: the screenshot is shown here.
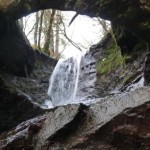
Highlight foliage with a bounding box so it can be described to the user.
[96,42,127,75]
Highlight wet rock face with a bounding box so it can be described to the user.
[1,87,150,150]
[77,53,97,99]
[89,32,146,97]
[0,21,35,76]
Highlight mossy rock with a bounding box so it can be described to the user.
[96,43,127,75]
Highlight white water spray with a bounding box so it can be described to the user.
[72,56,81,101]
[47,55,82,106]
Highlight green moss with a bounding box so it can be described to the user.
[96,43,127,75]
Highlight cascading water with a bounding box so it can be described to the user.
[47,55,82,106]
[46,52,97,107]
[45,49,145,108]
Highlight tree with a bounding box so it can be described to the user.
[34,12,39,47]
[54,10,61,57]
[38,10,44,49]
[43,9,56,54]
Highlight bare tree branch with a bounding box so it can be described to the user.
[68,13,78,27]
[27,23,36,37]
[59,16,83,52]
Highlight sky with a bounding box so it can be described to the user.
[23,11,105,59]
[61,11,103,58]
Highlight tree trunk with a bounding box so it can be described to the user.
[43,9,55,53]
[38,10,44,50]
[34,12,39,47]
[55,10,60,57]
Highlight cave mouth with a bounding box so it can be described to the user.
[17,10,112,108]
[18,10,110,59]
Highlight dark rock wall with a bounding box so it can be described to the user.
[0,22,57,131]
[0,21,35,76]
[0,49,57,131]
[0,78,45,131]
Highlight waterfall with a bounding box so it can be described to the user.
[45,52,97,108]
[47,55,82,106]
[72,56,81,101]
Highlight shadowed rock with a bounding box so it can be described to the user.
[0,49,57,132]
[0,21,35,76]
[0,75,45,132]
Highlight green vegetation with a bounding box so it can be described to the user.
[96,42,127,75]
